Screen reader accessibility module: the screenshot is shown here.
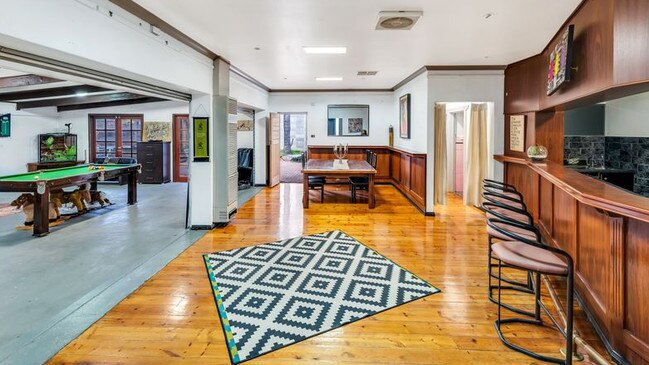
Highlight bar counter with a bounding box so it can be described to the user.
[495,154,649,365]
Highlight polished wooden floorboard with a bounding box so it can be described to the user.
[48,184,609,364]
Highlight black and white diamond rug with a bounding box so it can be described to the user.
[203,230,440,364]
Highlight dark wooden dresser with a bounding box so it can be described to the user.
[137,141,171,184]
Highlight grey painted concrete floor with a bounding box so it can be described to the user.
[0,183,206,365]
[238,185,264,207]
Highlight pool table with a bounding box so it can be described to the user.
[0,164,140,236]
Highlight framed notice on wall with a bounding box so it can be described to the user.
[0,114,10,137]
[193,117,209,162]
[509,115,525,152]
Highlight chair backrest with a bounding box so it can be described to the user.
[117,157,137,164]
[365,150,372,163]
[238,148,253,167]
[371,152,378,169]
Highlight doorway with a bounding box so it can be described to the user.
[452,110,465,196]
[278,112,307,183]
[172,114,190,182]
[89,114,143,162]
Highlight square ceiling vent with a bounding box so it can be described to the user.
[376,11,423,30]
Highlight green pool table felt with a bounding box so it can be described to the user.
[0,164,137,182]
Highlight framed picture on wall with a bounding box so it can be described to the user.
[192,117,209,162]
[399,94,411,139]
[0,114,10,137]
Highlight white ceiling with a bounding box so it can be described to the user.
[133,0,581,90]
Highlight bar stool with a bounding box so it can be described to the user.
[483,201,538,316]
[488,219,575,365]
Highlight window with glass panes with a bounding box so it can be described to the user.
[90,115,143,162]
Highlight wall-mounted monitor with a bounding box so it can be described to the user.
[546,24,574,96]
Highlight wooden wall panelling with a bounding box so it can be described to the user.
[552,186,577,258]
[575,203,615,340]
[539,177,554,235]
[503,162,539,220]
[375,150,391,182]
[409,155,426,207]
[504,56,541,114]
[624,219,649,364]
[390,152,401,182]
[400,153,411,189]
[537,0,615,110]
[614,0,649,86]
[535,111,564,164]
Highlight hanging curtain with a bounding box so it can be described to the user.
[433,103,447,205]
[464,103,488,207]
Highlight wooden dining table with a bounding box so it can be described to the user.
[302,159,377,208]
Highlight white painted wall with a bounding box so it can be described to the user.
[393,72,429,153]
[269,92,393,146]
[229,72,269,185]
[0,103,63,176]
[0,0,213,95]
[605,91,649,137]
[426,71,505,212]
[237,131,254,149]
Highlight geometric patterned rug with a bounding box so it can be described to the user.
[203,230,440,364]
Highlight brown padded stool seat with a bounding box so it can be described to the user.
[488,195,525,210]
[492,241,568,275]
[487,221,536,242]
[486,207,530,223]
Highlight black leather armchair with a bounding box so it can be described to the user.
[238,148,254,189]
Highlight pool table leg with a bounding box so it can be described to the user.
[127,171,137,205]
[33,189,50,237]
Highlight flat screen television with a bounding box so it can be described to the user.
[546,24,574,96]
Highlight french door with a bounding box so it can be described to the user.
[89,114,143,162]
[173,114,190,182]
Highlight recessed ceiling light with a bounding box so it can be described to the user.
[315,77,343,81]
[303,47,347,54]
[75,92,88,97]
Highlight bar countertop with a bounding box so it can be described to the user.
[495,154,649,223]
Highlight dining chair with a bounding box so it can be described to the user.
[349,151,377,203]
[302,152,326,203]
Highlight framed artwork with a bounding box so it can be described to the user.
[347,118,363,134]
[143,121,172,142]
[193,117,209,162]
[237,119,253,131]
[399,94,411,139]
[0,114,10,137]
[509,115,526,152]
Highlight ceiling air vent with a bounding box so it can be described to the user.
[376,11,423,30]
[357,71,379,76]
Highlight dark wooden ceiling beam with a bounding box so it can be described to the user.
[16,92,146,110]
[56,97,166,112]
[0,74,62,88]
[0,85,111,102]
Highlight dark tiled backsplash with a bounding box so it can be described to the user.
[564,136,605,165]
[565,136,649,197]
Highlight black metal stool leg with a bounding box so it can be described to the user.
[488,237,535,317]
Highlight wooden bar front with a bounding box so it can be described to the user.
[496,155,649,364]
[307,146,427,212]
